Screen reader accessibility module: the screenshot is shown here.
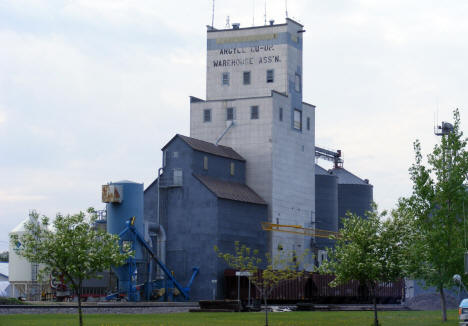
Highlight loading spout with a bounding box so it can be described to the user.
[215,121,234,145]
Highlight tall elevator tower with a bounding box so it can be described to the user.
[190,19,315,259]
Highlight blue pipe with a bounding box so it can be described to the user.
[119,218,199,300]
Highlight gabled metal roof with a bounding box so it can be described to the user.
[315,164,332,176]
[330,167,371,185]
[163,134,245,161]
[194,174,266,205]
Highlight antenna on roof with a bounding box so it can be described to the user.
[285,0,288,18]
[211,0,215,28]
[264,0,267,25]
[252,0,255,26]
[225,16,230,29]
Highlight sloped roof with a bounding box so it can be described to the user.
[315,164,331,176]
[194,175,266,205]
[11,219,28,234]
[163,134,245,161]
[330,167,371,185]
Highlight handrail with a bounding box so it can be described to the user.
[261,222,341,239]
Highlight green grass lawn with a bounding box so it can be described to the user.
[0,310,460,326]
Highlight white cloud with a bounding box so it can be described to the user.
[0,192,46,203]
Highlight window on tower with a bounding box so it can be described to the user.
[226,107,234,121]
[295,73,301,92]
[266,69,274,83]
[243,71,251,85]
[279,107,283,121]
[307,117,311,130]
[222,72,229,86]
[293,109,302,130]
[250,106,259,119]
[203,109,211,122]
[267,69,275,83]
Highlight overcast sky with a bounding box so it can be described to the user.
[1,0,467,251]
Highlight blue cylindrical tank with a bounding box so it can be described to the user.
[315,164,338,248]
[330,168,373,228]
[106,180,144,260]
[105,180,145,300]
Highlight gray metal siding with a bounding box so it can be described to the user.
[145,135,268,300]
[217,199,267,254]
[338,184,373,228]
[216,199,268,299]
[144,181,158,222]
[315,172,338,249]
[192,150,246,183]
[165,181,219,301]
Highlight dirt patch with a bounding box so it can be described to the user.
[405,293,459,310]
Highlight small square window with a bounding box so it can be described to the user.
[203,156,208,170]
[203,109,211,122]
[295,74,301,92]
[293,109,302,130]
[279,107,283,121]
[307,117,310,130]
[266,69,274,83]
[230,162,235,175]
[173,151,179,158]
[243,71,251,85]
[250,106,259,119]
[226,107,234,121]
[222,72,229,86]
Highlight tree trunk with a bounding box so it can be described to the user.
[264,294,268,326]
[440,286,447,322]
[77,282,83,326]
[373,291,378,326]
[371,283,378,326]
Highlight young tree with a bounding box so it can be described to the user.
[10,208,131,326]
[215,241,308,326]
[320,207,407,326]
[401,108,468,321]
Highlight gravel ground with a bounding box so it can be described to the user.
[0,306,193,314]
[405,293,459,310]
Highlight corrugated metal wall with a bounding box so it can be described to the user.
[331,168,373,228]
[314,164,338,249]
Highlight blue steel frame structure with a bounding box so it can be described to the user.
[107,218,199,301]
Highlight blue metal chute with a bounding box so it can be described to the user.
[117,218,199,300]
[185,267,200,293]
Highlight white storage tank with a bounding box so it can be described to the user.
[8,218,43,300]
[8,219,34,283]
